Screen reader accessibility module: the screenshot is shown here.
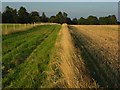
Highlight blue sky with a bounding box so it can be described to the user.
[1,0,119,2]
[1,2,118,19]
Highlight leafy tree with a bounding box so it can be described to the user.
[30,11,40,23]
[49,12,71,24]
[99,17,107,25]
[63,12,67,18]
[72,18,78,24]
[0,11,2,23]
[78,17,88,25]
[55,11,64,24]
[12,9,18,23]
[18,6,30,23]
[109,15,117,24]
[49,16,57,23]
[99,15,117,25]
[2,6,118,25]
[66,17,72,24]
[63,12,68,23]
[87,16,99,25]
[40,12,49,22]
[2,6,18,23]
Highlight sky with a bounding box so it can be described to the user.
[1,2,118,19]
[1,0,119,2]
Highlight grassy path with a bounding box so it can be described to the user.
[50,24,98,88]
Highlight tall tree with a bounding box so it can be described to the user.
[40,12,49,22]
[66,17,72,24]
[63,12,68,23]
[99,17,107,25]
[2,6,18,23]
[12,9,18,23]
[55,12,65,24]
[87,16,99,25]
[49,16,57,23]
[18,7,30,23]
[72,18,78,24]
[78,17,88,25]
[109,15,117,25]
[30,11,40,23]
[99,15,117,25]
[0,11,2,23]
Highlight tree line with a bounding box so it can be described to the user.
[1,6,118,25]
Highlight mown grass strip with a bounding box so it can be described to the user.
[2,25,61,88]
[2,25,50,41]
[2,25,56,77]
[2,25,54,55]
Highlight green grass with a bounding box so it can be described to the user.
[2,25,61,88]
[2,25,54,55]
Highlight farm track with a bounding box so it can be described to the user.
[69,25,119,88]
[53,24,98,88]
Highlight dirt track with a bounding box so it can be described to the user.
[53,24,119,88]
[53,24,99,88]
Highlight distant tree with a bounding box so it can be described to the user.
[2,6,18,23]
[63,12,67,18]
[30,11,40,23]
[87,16,99,25]
[55,11,64,24]
[18,6,30,23]
[12,9,18,23]
[78,17,88,25]
[63,12,68,23]
[40,12,49,22]
[72,18,78,24]
[99,17,107,25]
[118,22,120,25]
[2,6,13,23]
[99,15,117,25]
[49,16,57,23]
[0,11,2,23]
[66,17,72,24]
[109,15,117,24]
[49,12,71,24]
[2,6,118,25]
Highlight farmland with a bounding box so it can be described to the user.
[1,24,120,88]
[68,25,119,88]
[2,24,61,88]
